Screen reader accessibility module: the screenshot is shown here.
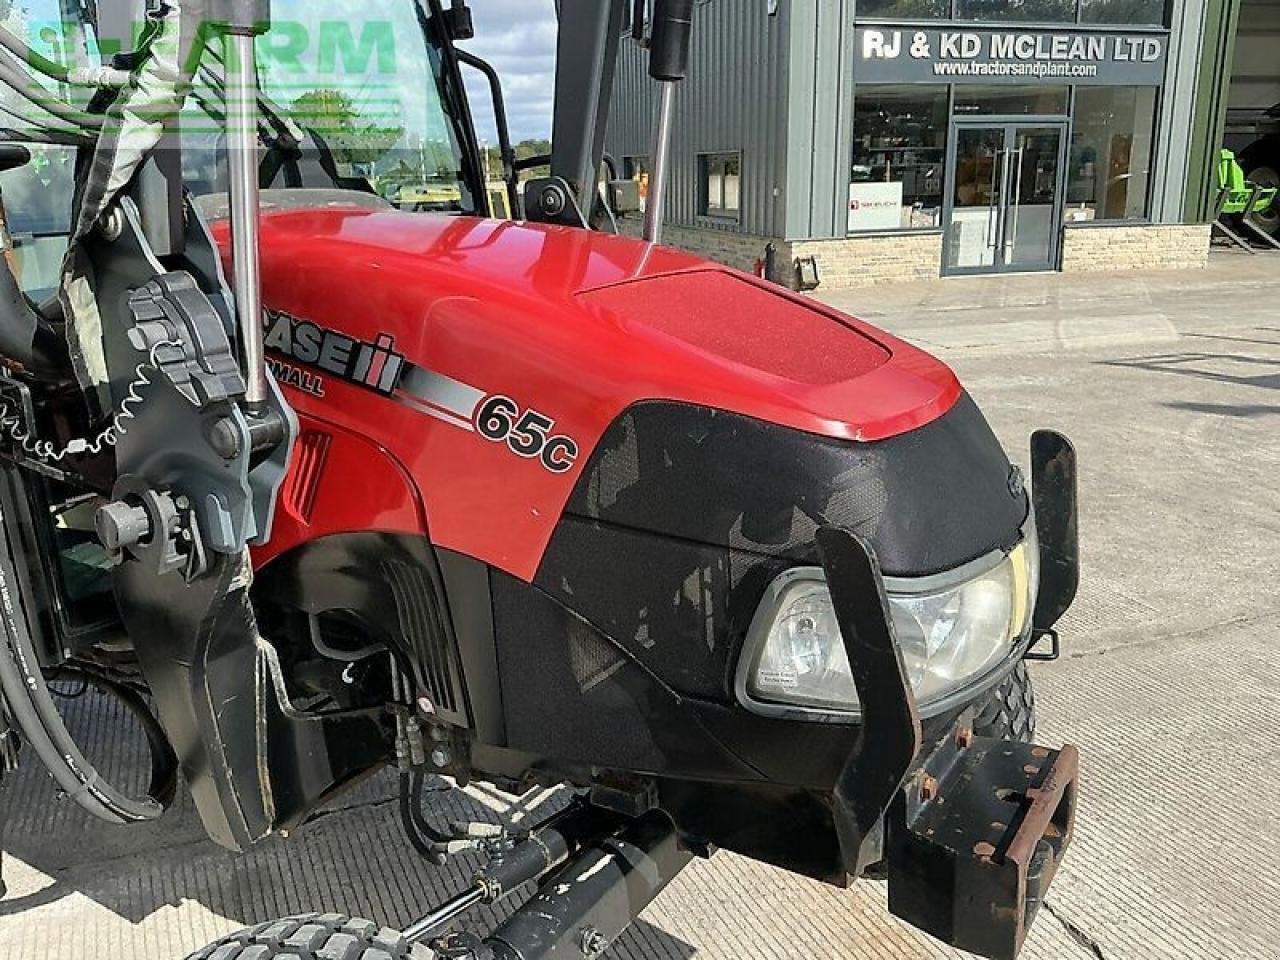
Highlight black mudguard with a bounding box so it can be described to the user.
[116,548,387,849]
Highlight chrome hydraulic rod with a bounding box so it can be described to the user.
[224,30,267,410]
[642,0,693,244]
[642,82,675,244]
[403,885,487,942]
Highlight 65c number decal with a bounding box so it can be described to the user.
[474,395,580,474]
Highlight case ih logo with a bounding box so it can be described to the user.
[265,309,404,397]
[263,310,580,475]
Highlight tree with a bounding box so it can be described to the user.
[479,138,551,183]
[289,89,404,166]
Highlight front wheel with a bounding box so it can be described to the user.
[972,661,1036,742]
[187,914,433,960]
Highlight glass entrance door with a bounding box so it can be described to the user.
[944,122,1066,275]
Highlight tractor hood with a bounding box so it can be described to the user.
[222,204,960,443]
[213,203,969,579]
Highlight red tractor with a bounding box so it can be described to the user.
[0,2,1079,958]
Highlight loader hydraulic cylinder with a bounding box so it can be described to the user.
[213,0,272,411]
[642,0,694,244]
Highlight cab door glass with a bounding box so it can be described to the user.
[0,1,90,299]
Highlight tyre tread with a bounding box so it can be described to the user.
[972,662,1036,742]
[186,914,435,960]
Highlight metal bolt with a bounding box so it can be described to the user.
[956,726,974,750]
[98,204,124,241]
[579,926,608,957]
[540,186,566,217]
[95,500,151,554]
[430,745,452,769]
[919,774,939,802]
[205,417,243,460]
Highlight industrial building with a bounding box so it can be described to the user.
[605,0,1278,288]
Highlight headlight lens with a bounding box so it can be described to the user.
[742,533,1038,717]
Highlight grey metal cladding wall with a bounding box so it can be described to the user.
[786,0,857,240]
[1154,0,1205,223]
[604,0,790,236]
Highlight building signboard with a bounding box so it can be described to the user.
[848,181,904,231]
[854,25,1168,86]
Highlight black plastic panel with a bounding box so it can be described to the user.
[562,394,1026,576]
[490,570,763,781]
[535,395,1027,703]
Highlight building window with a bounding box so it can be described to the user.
[1066,86,1158,222]
[1079,0,1167,24]
[699,152,741,220]
[624,156,650,211]
[855,0,949,17]
[954,85,1070,117]
[850,85,947,231]
[953,0,1077,21]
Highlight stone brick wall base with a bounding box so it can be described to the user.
[1060,223,1211,273]
[616,218,942,289]
[615,218,1211,288]
[790,233,943,288]
[615,219,776,275]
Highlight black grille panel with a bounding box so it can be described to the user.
[383,558,461,717]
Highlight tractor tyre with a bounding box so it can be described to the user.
[972,661,1036,742]
[186,913,433,960]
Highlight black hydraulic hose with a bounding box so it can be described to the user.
[0,26,73,83]
[0,95,96,144]
[0,125,93,147]
[0,53,104,131]
[0,499,165,823]
[52,662,179,810]
[0,26,128,90]
[399,770,442,860]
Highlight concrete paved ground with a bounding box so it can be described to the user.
[2,252,1277,959]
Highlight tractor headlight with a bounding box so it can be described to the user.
[738,529,1038,719]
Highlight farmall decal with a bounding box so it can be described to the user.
[265,309,405,397]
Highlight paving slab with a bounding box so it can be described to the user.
[2,252,1277,959]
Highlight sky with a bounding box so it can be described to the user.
[458,0,560,144]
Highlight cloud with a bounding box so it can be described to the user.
[458,1,558,144]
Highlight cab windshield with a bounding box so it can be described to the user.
[0,0,480,297]
[183,0,480,212]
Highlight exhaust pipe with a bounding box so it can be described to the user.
[642,0,694,244]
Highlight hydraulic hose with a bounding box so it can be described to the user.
[0,26,130,89]
[52,662,178,810]
[0,497,167,823]
[0,125,93,147]
[0,26,71,83]
[0,102,93,143]
[0,53,104,131]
